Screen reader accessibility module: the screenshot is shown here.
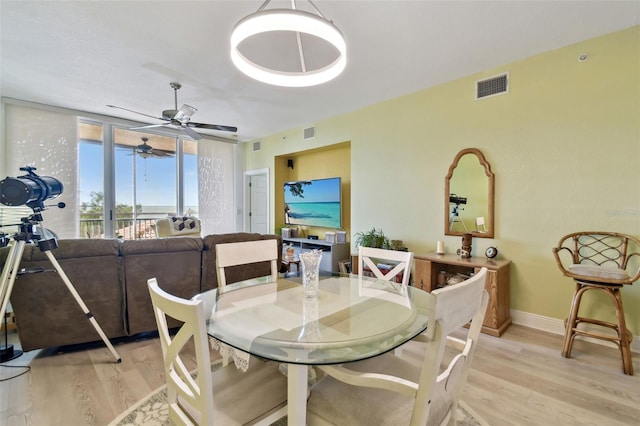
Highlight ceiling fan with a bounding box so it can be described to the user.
[107,82,238,140]
[135,137,174,159]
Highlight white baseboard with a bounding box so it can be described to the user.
[510,309,640,354]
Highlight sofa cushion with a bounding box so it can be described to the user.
[155,216,201,238]
[121,238,204,335]
[119,236,203,255]
[567,263,629,281]
[26,238,121,261]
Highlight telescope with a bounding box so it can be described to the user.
[0,167,121,363]
[449,194,467,205]
[0,166,63,212]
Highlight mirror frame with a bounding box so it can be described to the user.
[444,148,495,238]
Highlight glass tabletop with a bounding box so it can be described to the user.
[198,275,431,365]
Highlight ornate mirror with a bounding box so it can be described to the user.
[444,148,495,238]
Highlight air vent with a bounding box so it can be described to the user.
[303,126,316,140]
[253,141,261,152]
[476,73,508,99]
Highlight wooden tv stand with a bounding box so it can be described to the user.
[413,252,511,337]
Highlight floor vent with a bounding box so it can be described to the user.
[303,126,316,140]
[476,73,508,99]
[253,141,261,152]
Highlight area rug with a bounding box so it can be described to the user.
[109,370,485,426]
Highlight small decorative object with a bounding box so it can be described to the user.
[447,274,467,286]
[390,239,404,250]
[436,240,445,254]
[485,246,498,259]
[300,249,323,297]
[281,227,291,238]
[437,271,448,287]
[325,231,336,243]
[285,244,295,260]
[457,233,473,258]
[336,231,347,243]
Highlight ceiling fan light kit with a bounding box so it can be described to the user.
[230,0,346,87]
[135,137,174,158]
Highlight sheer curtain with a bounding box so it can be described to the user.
[4,104,79,238]
[197,140,235,235]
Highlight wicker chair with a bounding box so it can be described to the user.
[552,232,640,375]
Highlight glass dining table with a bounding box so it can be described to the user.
[196,274,431,425]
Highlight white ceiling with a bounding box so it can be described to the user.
[2,1,639,143]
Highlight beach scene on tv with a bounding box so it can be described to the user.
[284,177,341,229]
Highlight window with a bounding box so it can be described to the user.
[4,101,236,240]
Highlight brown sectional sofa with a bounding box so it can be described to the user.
[1,232,281,351]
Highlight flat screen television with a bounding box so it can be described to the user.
[284,177,341,229]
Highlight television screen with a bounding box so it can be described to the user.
[284,177,341,228]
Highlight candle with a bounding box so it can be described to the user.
[436,240,445,254]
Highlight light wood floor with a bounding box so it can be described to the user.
[1,325,638,425]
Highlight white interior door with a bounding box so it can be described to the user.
[245,169,269,233]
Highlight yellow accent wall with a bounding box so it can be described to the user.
[242,27,640,334]
[274,142,351,239]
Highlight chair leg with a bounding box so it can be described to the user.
[611,288,634,375]
[562,283,585,358]
[563,282,634,375]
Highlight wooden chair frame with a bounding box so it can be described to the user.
[552,231,640,375]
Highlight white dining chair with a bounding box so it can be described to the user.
[147,278,287,426]
[307,268,489,426]
[358,246,413,287]
[215,239,279,289]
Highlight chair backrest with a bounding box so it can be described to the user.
[413,267,489,424]
[215,239,279,289]
[358,246,413,286]
[147,278,214,426]
[553,231,640,285]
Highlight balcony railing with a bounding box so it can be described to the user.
[80,218,160,240]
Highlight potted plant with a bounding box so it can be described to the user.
[354,227,390,249]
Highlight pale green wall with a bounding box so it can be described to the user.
[243,26,640,333]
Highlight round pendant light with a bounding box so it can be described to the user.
[230,4,347,88]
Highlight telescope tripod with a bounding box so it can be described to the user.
[0,239,121,363]
[449,205,468,232]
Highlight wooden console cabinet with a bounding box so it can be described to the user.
[414,253,511,337]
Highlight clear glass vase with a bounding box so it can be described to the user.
[300,249,322,297]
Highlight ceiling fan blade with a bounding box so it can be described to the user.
[131,124,166,131]
[107,105,166,121]
[138,150,173,158]
[187,122,238,133]
[151,149,175,157]
[181,125,203,140]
